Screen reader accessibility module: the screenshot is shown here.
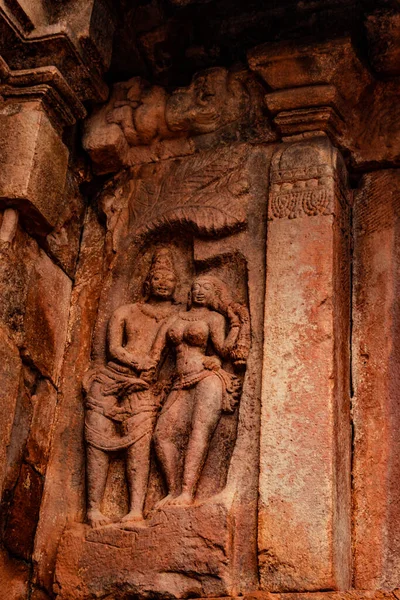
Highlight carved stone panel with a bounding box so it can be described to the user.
[50,141,270,599]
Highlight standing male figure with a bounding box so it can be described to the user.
[83,248,178,527]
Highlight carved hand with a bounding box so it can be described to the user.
[135,356,158,373]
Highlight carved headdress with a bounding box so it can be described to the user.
[143,247,177,299]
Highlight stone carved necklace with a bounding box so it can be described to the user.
[179,309,210,322]
[138,302,173,322]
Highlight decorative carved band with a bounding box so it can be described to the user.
[269,138,348,221]
[270,185,333,220]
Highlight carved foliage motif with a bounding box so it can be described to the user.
[130,145,250,240]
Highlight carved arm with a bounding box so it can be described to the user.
[107,309,139,368]
[209,310,240,359]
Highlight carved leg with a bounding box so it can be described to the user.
[172,375,222,506]
[86,445,112,527]
[122,431,152,523]
[153,389,192,508]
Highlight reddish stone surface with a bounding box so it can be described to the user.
[4,462,44,561]
[0,326,22,494]
[259,137,351,591]
[352,170,400,589]
[0,3,399,598]
[25,379,58,476]
[0,548,29,600]
[55,503,234,599]
[33,208,107,595]
[0,103,69,234]
[45,171,86,279]
[23,249,72,386]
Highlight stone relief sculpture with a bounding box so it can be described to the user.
[82,67,264,172]
[106,67,249,142]
[82,247,180,527]
[83,261,250,525]
[151,274,250,508]
[54,138,266,598]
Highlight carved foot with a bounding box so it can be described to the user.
[121,510,145,524]
[169,491,194,507]
[87,509,112,528]
[154,493,176,509]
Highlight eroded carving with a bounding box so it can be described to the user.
[269,138,349,221]
[83,259,250,526]
[83,247,180,527]
[83,67,254,171]
[108,67,249,141]
[55,141,266,599]
[151,274,250,508]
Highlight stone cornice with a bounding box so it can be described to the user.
[0,57,86,129]
[0,2,111,103]
[248,36,400,170]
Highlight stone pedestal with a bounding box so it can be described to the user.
[55,500,236,599]
[259,135,351,591]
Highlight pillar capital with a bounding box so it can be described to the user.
[248,38,371,149]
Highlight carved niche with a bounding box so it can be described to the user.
[54,69,269,600]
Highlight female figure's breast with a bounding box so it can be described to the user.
[183,321,209,347]
[167,321,185,345]
[168,318,210,376]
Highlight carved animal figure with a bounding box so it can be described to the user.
[106,67,249,148]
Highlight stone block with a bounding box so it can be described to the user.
[352,170,400,589]
[55,503,234,599]
[248,38,370,105]
[0,100,69,235]
[23,249,72,386]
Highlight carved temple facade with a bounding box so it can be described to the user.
[0,1,399,599]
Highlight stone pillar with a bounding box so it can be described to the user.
[0,86,74,567]
[0,36,100,596]
[352,170,400,589]
[259,134,352,590]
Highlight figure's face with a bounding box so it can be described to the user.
[150,270,176,299]
[191,278,215,306]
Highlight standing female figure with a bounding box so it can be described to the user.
[151,275,249,508]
